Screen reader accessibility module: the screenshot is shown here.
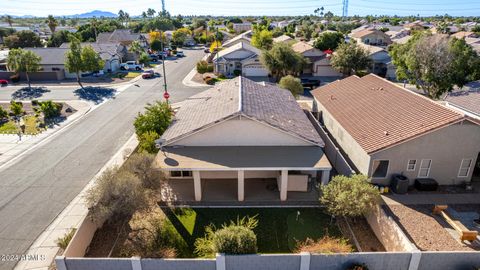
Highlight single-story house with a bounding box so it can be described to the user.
[357,43,396,79]
[392,35,412,45]
[444,81,480,119]
[311,74,480,186]
[233,23,252,33]
[451,31,477,39]
[213,41,268,77]
[154,77,331,201]
[96,29,148,47]
[292,41,341,77]
[273,35,293,43]
[350,29,392,47]
[222,31,252,48]
[60,42,126,73]
[23,48,75,79]
[403,21,426,31]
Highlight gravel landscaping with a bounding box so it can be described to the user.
[386,204,479,251]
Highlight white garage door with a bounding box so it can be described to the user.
[243,64,269,77]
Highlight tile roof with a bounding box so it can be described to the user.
[161,77,323,146]
[445,81,480,117]
[25,48,68,65]
[292,41,315,54]
[60,42,124,60]
[222,32,252,47]
[451,31,475,39]
[311,74,466,154]
[273,35,293,43]
[214,41,259,61]
[96,29,142,44]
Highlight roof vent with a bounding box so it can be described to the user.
[384,131,389,136]
[379,87,384,91]
[330,95,336,100]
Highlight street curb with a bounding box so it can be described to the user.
[14,134,139,270]
[181,54,210,88]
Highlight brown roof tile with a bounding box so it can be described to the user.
[311,74,466,154]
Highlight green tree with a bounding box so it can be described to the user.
[390,33,480,98]
[4,15,13,28]
[9,100,24,116]
[47,30,71,47]
[320,174,380,218]
[39,100,62,119]
[129,40,143,58]
[150,39,163,52]
[45,15,58,33]
[147,8,156,18]
[279,75,303,98]
[138,130,160,154]
[7,48,42,89]
[138,52,150,66]
[251,29,273,50]
[172,28,192,45]
[313,32,344,51]
[0,106,7,119]
[4,30,42,49]
[134,101,172,153]
[330,42,372,76]
[65,37,104,89]
[261,43,308,81]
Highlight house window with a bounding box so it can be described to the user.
[407,160,416,171]
[170,171,193,178]
[418,159,432,178]
[458,159,473,177]
[372,160,389,178]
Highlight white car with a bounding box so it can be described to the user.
[176,51,185,57]
[120,61,143,71]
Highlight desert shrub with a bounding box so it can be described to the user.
[206,65,214,72]
[295,236,353,254]
[279,75,303,98]
[204,77,216,85]
[31,100,39,106]
[86,168,149,222]
[320,174,380,218]
[56,228,77,250]
[196,60,209,74]
[138,130,160,154]
[39,100,62,119]
[0,106,8,119]
[9,100,23,116]
[123,152,163,190]
[121,207,188,258]
[195,216,258,257]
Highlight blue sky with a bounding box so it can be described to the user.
[2,0,480,17]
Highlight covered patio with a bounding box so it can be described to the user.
[155,146,332,202]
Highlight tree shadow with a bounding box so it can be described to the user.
[73,86,117,104]
[158,203,196,248]
[11,87,51,100]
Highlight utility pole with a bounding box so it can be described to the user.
[342,0,349,20]
[161,0,166,16]
[160,32,169,103]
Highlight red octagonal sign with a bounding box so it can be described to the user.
[163,92,170,99]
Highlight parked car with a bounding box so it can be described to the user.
[204,48,210,53]
[142,70,155,79]
[301,78,321,89]
[176,51,185,57]
[120,61,143,71]
[149,54,159,62]
[0,79,8,86]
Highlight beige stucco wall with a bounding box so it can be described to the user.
[173,116,312,146]
[313,58,342,77]
[314,97,371,174]
[370,121,480,185]
[356,32,391,45]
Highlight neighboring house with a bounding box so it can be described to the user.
[451,31,477,39]
[392,35,412,45]
[213,41,268,77]
[386,29,410,40]
[0,50,8,71]
[60,42,126,73]
[23,48,74,79]
[444,81,480,119]
[292,41,341,77]
[96,29,148,47]
[154,77,332,201]
[311,74,480,186]
[222,31,252,48]
[350,29,392,46]
[358,43,395,79]
[273,35,293,43]
[233,23,252,33]
[403,21,425,31]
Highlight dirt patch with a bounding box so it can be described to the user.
[337,217,385,252]
[386,204,478,251]
[192,72,206,84]
[85,219,132,257]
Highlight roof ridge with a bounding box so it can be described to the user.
[238,76,243,112]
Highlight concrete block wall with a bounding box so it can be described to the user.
[225,254,301,270]
[417,251,480,270]
[310,252,412,270]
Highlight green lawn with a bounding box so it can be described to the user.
[0,120,17,133]
[0,116,40,135]
[161,207,340,256]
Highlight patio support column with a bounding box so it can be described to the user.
[193,170,202,201]
[280,170,288,201]
[321,170,331,185]
[238,170,245,201]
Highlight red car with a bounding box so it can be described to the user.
[0,79,8,86]
[142,70,155,79]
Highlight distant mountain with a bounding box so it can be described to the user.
[66,10,117,18]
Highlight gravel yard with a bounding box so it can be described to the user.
[386,204,479,251]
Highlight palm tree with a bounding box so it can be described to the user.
[147,8,156,18]
[124,13,130,27]
[5,15,13,29]
[142,12,147,20]
[118,10,125,25]
[90,17,98,39]
[45,15,58,33]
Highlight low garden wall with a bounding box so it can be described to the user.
[365,205,417,252]
[417,251,480,270]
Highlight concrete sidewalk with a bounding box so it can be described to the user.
[0,101,92,168]
[383,193,480,206]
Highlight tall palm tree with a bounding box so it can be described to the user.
[142,12,147,20]
[90,17,98,39]
[118,10,125,25]
[5,15,13,29]
[147,8,156,18]
[45,15,58,33]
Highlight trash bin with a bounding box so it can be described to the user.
[391,174,409,194]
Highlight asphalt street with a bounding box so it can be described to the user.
[0,48,208,270]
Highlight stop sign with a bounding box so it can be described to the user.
[163,92,170,99]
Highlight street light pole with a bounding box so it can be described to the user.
[160,32,169,103]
